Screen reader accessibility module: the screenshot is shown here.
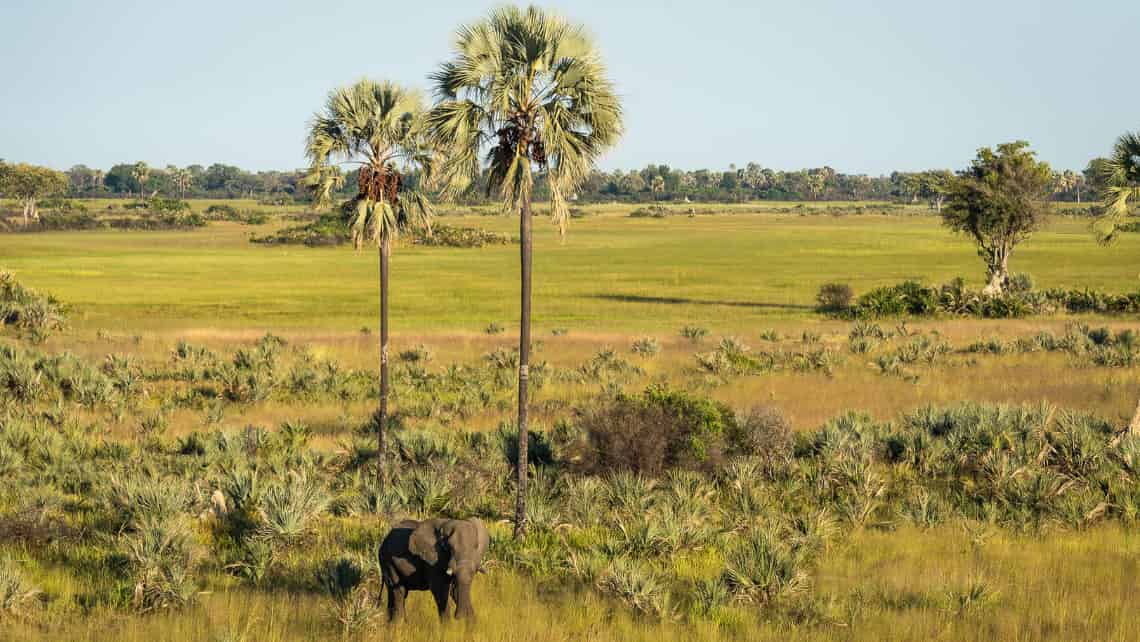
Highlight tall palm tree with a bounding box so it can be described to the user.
[305,79,434,484]
[1094,131,1140,434]
[426,5,622,537]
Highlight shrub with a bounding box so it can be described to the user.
[576,385,736,474]
[628,205,669,218]
[317,556,379,634]
[121,516,197,613]
[398,344,433,363]
[1008,272,1035,293]
[722,529,811,607]
[835,277,1140,319]
[680,325,709,343]
[0,557,41,620]
[256,471,330,544]
[596,557,675,619]
[631,337,660,356]
[732,405,793,462]
[250,213,350,246]
[0,272,66,342]
[413,224,514,248]
[815,283,854,313]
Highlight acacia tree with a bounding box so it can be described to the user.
[0,162,68,224]
[942,141,1052,295]
[426,5,622,537]
[305,79,434,484]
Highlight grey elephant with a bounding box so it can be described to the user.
[378,517,490,621]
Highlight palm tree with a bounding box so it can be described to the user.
[166,165,191,198]
[131,162,150,199]
[1094,131,1140,434]
[305,79,434,485]
[426,5,622,537]
[1094,131,1140,244]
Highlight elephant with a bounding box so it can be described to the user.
[378,517,490,622]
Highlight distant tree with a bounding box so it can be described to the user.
[1092,131,1140,243]
[305,79,434,487]
[0,162,69,223]
[918,170,953,212]
[1084,158,1110,202]
[942,141,1052,294]
[103,164,134,194]
[620,172,646,194]
[131,162,150,198]
[427,5,622,537]
[742,162,765,190]
[805,171,825,200]
[1052,170,1077,202]
[66,164,102,193]
[166,166,192,198]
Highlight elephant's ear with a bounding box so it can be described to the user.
[409,521,440,565]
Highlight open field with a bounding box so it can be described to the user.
[1,201,1139,641]
[2,200,1133,334]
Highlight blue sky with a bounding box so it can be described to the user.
[2,0,1136,174]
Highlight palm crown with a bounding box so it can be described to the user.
[426,5,622,233]
[1096,131,1140,243]
[305,80,434,247]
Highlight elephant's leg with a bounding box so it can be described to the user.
[387,584,407,623]
[431,581,452,621]
[453,579,475,620]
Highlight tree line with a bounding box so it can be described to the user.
[1,158,1110,207]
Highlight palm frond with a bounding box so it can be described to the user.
[1095,131,1140,244]
[425,5,622,234]
[304,79,435,249]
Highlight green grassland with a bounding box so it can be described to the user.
[1,200,1138,641]
[1,201,1135,335]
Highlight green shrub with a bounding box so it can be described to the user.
[680,325,709,343]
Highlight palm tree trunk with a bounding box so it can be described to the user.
[514,196,532,539]
[378,238,390,487]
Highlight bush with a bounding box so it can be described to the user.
[1008,272,1035,294]
[0,272,65,342]
[631,337,660,356]
[121,516,197,613]
[815,283,853,313]
[732,405,793,462]
[833,277,1140,319]
[680,325,709,343]
[0,557,41,620]
[576,385,737,475]
[628,205,669,218]
[413,224,514,248]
